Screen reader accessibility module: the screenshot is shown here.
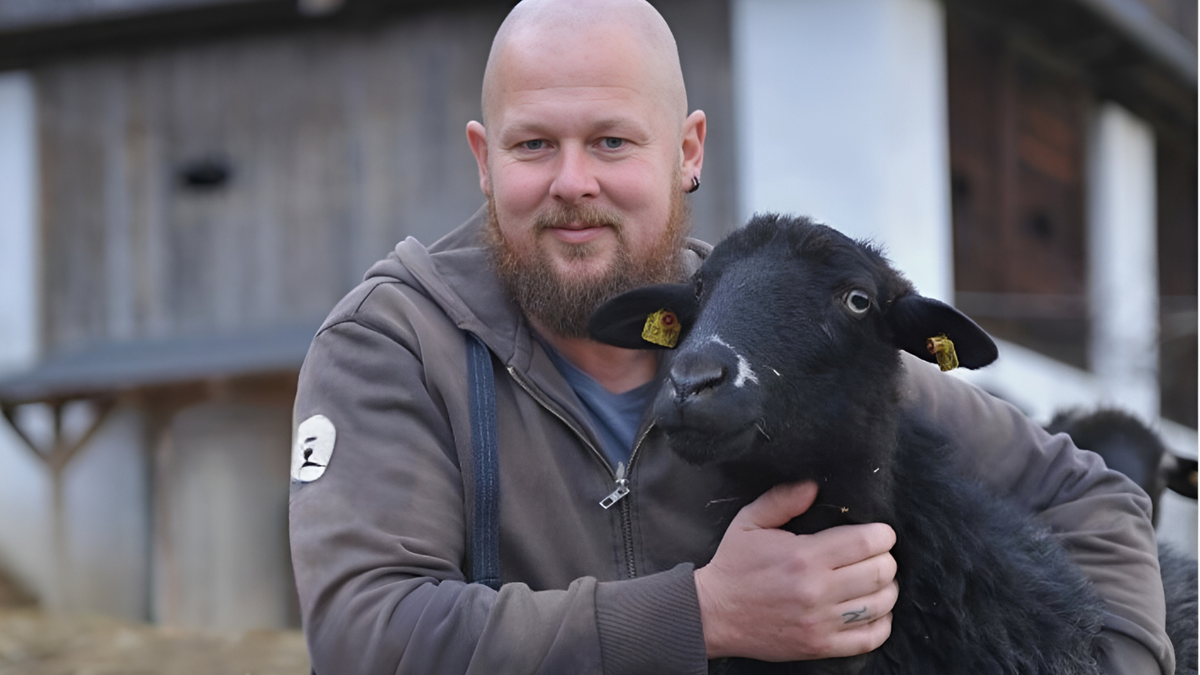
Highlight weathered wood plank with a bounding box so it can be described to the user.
[153,397,293,630]
[36,2,737,357]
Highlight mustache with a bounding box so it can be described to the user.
[533,204,624,232]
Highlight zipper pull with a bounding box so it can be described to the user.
[599,462,630,509]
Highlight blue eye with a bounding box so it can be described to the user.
[603,137,625,149]
[523,140,545,150]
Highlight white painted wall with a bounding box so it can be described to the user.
[0,71,54,605]
[63,406,151,620]
[0,72,38,374]
[731,0,953,301]
[1087,103,1160,421]
[1085,103,1196,554]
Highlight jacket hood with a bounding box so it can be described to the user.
[364,205,712,365]
[364,206,522,361]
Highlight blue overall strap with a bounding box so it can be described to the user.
[465,332,502,591]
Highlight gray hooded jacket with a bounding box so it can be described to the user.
[289,209,1172,674]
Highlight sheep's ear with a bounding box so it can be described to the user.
[886,294,998,370]
[588,283,698,349]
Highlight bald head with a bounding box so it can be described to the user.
[464,0,707,308]
[481,0,688,129]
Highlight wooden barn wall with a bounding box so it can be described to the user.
[153,394,295,629]
[947,11,1092,370]
[37,8,501,353]
[34,0,736,357]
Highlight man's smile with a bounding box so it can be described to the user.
[545,223,608,244]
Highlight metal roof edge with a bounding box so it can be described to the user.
[0,0,501,71]
[1072,0,1197,87]
[0,323,320,405]
[0,0,269,33]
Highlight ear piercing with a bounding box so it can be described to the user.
[688,175,701,193]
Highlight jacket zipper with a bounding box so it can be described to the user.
[506,365,651,579]
[600,418,655,507]
[599,462,630,509]
[615,424,655,578]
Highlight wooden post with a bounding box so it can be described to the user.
[0,398,115,610]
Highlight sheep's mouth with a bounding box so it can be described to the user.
[659,422,763,466]
[650,378,765,465]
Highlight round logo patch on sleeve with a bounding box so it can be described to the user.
[292,414,336,482]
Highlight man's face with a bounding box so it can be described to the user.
[468,22,700,337]
[483,171,688,338]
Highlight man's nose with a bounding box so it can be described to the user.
[549,145,599,203]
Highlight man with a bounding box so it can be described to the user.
[289,0,1172,673]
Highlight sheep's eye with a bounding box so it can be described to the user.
[693,277,704,300]
[844,290,871,315]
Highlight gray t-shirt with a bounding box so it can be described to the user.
[541,341,657,470]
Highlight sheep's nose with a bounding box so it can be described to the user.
[669,351,729,401]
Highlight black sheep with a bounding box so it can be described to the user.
[1045,409,1172,524]
[590,213,1106,674]
[1045,408,1198,675]
[1158,546,1199,675]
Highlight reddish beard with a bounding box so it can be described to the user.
[485,189,690,339]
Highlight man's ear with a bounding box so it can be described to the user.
[681,110,706,190]
[466,121,490,195]
[588,283,698,349]
[886,294,998,369]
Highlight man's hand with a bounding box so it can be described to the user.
[693,481,898,662]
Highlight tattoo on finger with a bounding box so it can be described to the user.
[841,607,871,624]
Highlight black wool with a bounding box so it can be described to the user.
[592,214,1107,675]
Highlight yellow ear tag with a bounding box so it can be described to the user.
[926,334,959,372]
[642,309,682,348]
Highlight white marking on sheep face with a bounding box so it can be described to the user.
[708,335,760,388]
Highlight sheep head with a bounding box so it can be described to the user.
[589,214,997,489]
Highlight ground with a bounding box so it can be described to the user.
[0,571,309,675]
[0,608,310,675]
